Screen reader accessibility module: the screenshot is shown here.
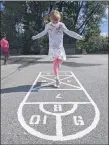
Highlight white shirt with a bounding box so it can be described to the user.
[32,22,83,61]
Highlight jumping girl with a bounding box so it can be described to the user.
[32,10,84,87]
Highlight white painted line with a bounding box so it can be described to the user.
[40,75,81,89]
[40,76,56,82]
[70,72,98,104]
[40,75,74,82]
[42,80,47,82]
[32,81,55,90]
[56,115,63,137]
[32,75,73,91]
[25,102,91,105]
[32,75,78,91]
[39,103,78,116]
[47,73,50,75]
[41,71,72,73]
[17,71,100,141]
[39,74,81,89]
[67,80,71,82]
[61,82,81,89]
[41,75,71,76]
[56,75,74,82]
[39,88,82,91]
[56,94,62,99]
[18,72,41,104]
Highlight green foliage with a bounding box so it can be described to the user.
[22,1,49,54]
[77,35,108,54]
[1,1,26,50]
[1,1,108,54]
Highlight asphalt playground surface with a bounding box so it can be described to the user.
[1,55,108,144]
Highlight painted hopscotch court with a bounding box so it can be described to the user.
[17,71,100,141]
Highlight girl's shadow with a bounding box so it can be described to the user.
[1,81,55,94]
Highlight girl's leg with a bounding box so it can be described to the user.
[53,57,63,87]
[7,50,10,59]
[4,54,8,65]
[4,55,7,65]
[53,57,59,77]
[3,52,6,65]
[4,51,9,65]
[57,58,63,70]
[53,57,63,77]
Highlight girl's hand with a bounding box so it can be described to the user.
[32,36,36,40]
[81,36,85,40]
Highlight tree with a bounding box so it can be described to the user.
[1,1,26,52]
[1,1,108,54]
[54,1,107,53]
[22,1,50,54]
[77,31,108,54]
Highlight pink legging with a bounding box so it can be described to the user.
[53,57,63,76]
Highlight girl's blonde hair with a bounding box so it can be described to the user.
[44,10,62,24]
[50,10,62,21]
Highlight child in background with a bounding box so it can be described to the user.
[32,10,84,87]
[0,33,10,65]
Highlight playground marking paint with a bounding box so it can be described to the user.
[17,71,100,141]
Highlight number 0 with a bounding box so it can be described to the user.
[29,115,47,125]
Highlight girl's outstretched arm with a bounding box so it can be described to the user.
[62,23,84,40]
[32,24,49,40]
